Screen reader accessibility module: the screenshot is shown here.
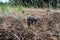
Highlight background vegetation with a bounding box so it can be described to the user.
[0,0,60,8]
[9,0,60,8]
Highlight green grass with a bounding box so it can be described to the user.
[17,5,23,12]
[1,4,9,16]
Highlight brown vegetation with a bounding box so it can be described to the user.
[0,9,60,40]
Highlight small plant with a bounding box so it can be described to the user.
[17,5,23,12]
[1,3,9,16]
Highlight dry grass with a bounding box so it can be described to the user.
[0,8,60,40]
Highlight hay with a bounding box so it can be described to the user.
[0,12,60,40]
